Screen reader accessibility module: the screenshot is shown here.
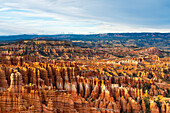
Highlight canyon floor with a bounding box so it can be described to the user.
[0,38,169,113]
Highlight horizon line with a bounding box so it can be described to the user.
[1,32,170,36]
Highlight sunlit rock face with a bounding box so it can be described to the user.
[0,39,169,113]
[8,69,23,93]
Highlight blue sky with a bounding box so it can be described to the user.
[0,0,170,35]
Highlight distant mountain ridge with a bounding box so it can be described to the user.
[0,33,169,51]
[0,33,170,41]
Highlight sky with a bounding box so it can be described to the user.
[0,0,170,35]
